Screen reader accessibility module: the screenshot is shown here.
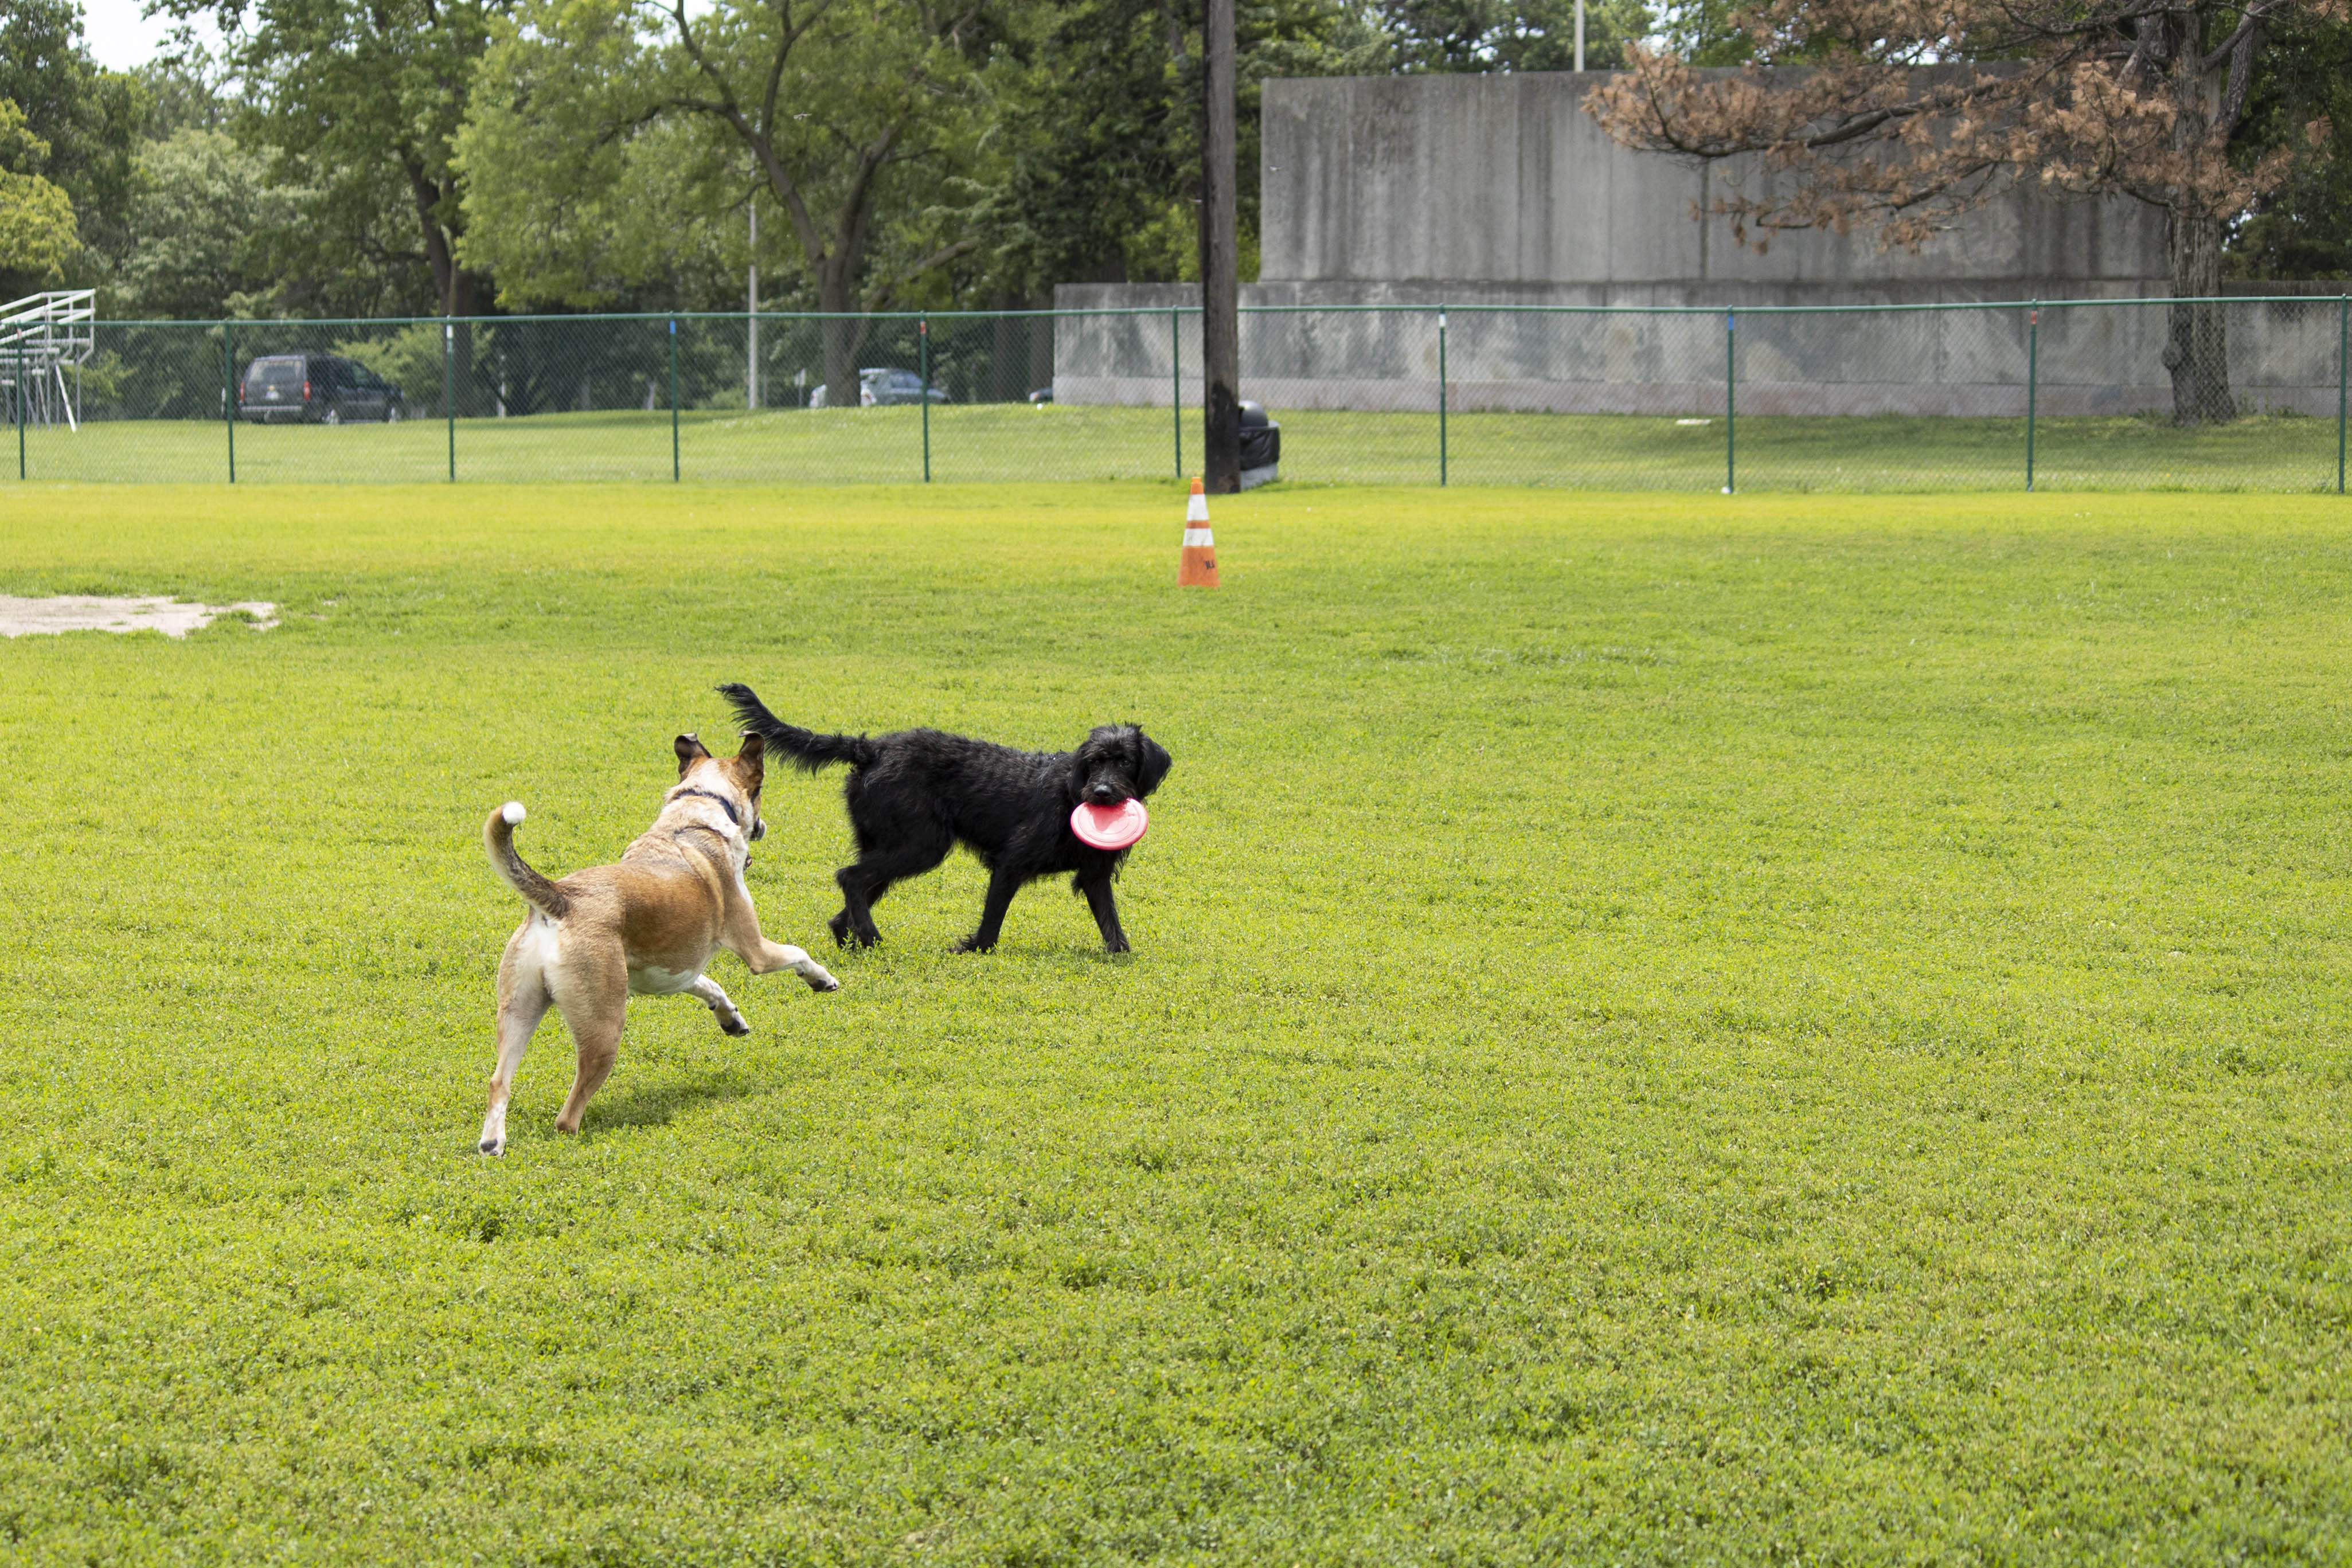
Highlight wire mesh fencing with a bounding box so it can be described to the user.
[2,296,2344,491]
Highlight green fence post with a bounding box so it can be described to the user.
[2338,293,2346,496]
[443,320,455,483]
[1171,306,1182,478]
[223,320,236,483]
[919,316,930,483]
[670,317,681,483]
[1437,307,1448,486]
[2026,303,2040,493]
[1724,311,1735,495]
[15,343,24,482]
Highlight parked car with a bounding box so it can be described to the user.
[808,367,951,408]
[238,354,407,424]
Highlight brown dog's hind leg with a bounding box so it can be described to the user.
[481,928,553,1156]
[550,946,629,1135]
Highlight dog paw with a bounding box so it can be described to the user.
[478,1137,505,1157]
[805,970,842,992]
[720,1015,753,1037]
[827,911,852,947]
[950,935,996,954]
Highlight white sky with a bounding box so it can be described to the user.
[78,0,222,71]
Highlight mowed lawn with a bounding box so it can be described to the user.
[1,483,2348,1563]
[11,403,2346,490]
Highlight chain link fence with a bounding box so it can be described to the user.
[2,297,2343,491]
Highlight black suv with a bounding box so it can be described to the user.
[239,354,407,424]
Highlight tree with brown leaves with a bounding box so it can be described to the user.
[1586,0,2343,423]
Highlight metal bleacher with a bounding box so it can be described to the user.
[1,290,95,432]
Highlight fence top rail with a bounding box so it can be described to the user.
[76,292,2352,333]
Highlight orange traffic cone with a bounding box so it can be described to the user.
[1179,477,1220,588]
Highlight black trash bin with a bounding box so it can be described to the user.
[1238,400,1280,488]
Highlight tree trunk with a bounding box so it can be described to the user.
[990,292,1026,403]
[2163,209,2236,425]
[814,245,871,410]
[447,266,489,419]
[1199,0,1241,492]
[817,286,869,412]
[404,162,492,417]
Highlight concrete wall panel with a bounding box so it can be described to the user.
[1255,71,2167,302]
[1050,291,2343,417]
[1060,78,2335,420]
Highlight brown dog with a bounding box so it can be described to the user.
[477,730,838,1156]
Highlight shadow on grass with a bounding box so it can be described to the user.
[584,1066,759,1133]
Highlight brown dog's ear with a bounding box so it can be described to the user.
[733,730,767,788]
[675,733,712,776]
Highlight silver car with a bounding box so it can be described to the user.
[808,367,950,408]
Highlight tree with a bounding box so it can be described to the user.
[2226,10,2352,277]
[978,0,1381,296]
[459,0,999,408]
[166,0,504,391]
[114,129,308,318]
[1585,0,2345,423]
[0,0,142,291]
[1378,0,1653,72]
[0,101,79,281]
[136,45,237,139]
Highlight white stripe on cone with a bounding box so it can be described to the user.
[1186,492,1210,523]
[1182,528,1213,547]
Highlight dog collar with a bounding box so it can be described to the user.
[671,787,741,827]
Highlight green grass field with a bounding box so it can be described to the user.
[2,483,2350,1562]
[10,402,2349,489]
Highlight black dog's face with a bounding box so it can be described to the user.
[1071,725,1173,807]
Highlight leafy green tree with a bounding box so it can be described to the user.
[0,0,142,291]
[163,0,507,319]
[1379,0,1654,72]
[114,129,307,318]
[0,101,79,281]
[459,0,1002,406]
[135,43,237,139]
[2226,14,2351,280]
[979,0,1381,296]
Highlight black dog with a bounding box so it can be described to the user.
[720,684,1172,953]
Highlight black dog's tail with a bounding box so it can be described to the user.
[718,683,879,772]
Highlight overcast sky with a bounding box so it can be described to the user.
[79,0,222,71]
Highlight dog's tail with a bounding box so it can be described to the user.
[718,682,879,772]
[484,801,572,920]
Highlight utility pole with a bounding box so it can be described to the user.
[1201,0,1241,492]
[748,205,760,410]
[1574,0,1585,70]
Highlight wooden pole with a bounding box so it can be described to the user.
[1200,0,1241,493]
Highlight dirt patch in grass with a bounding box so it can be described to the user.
[0,595,276,637]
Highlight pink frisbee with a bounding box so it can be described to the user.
[1071,799,1150,850]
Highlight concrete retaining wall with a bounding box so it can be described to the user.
[1050,291,2347,417]
[1050,73,2352,416]
[1257,71,2166,304]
